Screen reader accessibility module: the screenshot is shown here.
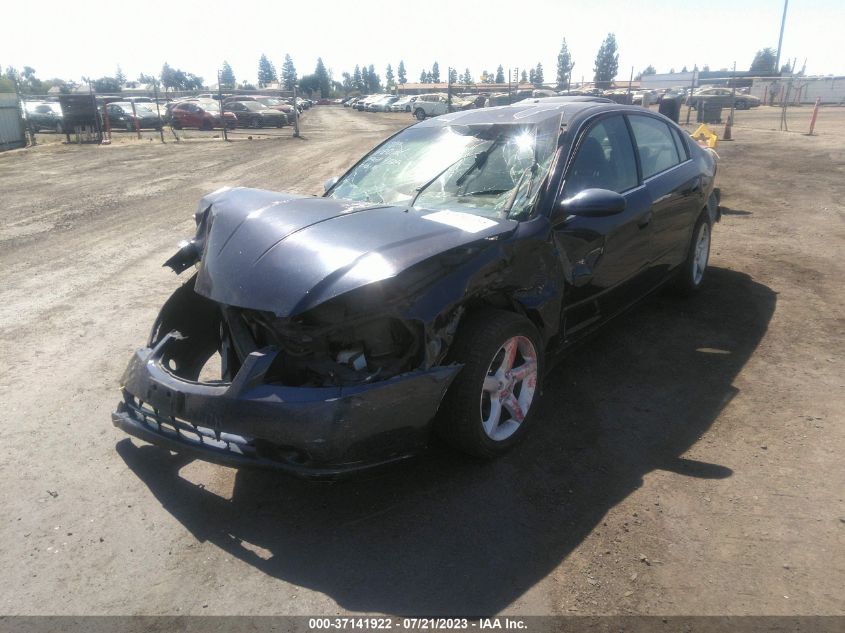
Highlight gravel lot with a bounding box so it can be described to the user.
[0,105,843,617]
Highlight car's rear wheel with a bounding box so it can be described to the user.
[673,213,711,295]
[436,311,542,458]
[735,100,749,110]
[171,119,182,129]
[414,108,426,120]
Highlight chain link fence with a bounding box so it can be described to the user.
[8,86,308,148]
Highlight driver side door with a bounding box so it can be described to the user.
[553,114,653,338]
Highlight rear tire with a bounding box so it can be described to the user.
[171,119,182,130]
[672,213,712,295]
[414,108,426,121]
[435,310,543,458]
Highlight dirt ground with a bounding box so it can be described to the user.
[0,105,843,617]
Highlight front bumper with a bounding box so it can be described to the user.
[112,334,461,477]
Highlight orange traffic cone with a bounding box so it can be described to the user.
[723,114,733,141]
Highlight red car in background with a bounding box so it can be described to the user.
[170,101,237,130]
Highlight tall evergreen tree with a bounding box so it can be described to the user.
[257,54,277,88]
[534,63,544,86]
[749,48,778,75]
[362,65,371,92]
[219,61,235,89]
[367,64,380,93]
[431,61,440,83]
[115,66,126,86]
[314,57,330,96]
[593,33,619,88]
[448,67,458,84]
[495,65,505,83]
[556,38,574,89]
[529,68,536,84]
[397,60,407,84]
[353,65,363,91]
[462,68,473,85]
[385,64,395,88]
[281,54,297,90]
[420,69,428,83]
[520,69,528,83]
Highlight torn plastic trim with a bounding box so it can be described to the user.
[116,332,463,470]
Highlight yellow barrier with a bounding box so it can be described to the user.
[691,123,718,149]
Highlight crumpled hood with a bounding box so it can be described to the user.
[191,187,516,317]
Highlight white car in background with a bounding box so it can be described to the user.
[368,95,400,112]
[411,93,450,120]
[390,95,418,112]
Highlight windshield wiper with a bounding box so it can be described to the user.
[455,133,506,188]
[503,160,539,214]
[410,154,472,207]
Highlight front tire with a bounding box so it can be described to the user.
[673,213,711,295]
[435,311,542,458]
[414,108,426,121]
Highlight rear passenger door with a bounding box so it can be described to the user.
[627,114,702,272]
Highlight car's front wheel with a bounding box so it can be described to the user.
[673,213,711,295]
[436,311,542,458]
[414,108,426,120]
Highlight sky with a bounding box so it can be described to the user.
[2,0,843,87]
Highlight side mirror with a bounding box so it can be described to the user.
[323,177,339,193]
[555,188,626,221]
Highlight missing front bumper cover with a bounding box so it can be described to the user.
[113,333,461,477]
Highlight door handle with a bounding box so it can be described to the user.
[638,211,653,229]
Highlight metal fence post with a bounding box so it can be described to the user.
[806,96,821,135]
[153,83,165,143]
[293,84,300,137]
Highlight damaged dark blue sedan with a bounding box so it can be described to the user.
[112,100,719,477]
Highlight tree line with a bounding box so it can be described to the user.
[1,40,798,98]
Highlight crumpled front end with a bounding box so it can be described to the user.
[112,276,461,476]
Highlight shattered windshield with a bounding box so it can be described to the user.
[328,117,561,220]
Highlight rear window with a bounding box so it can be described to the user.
[628,115,681,179]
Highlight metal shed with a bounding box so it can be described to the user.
[0,93,26,151]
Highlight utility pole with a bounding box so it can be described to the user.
[447,66,453,112]
[775,0,789,74]
[292,84,300,137]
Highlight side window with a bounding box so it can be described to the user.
[565,116,639,195]
[671,126,689,161]
[628,115,681,179]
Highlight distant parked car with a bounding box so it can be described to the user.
[411,93,450,120]
[25,102,65,133]
[104,102,164,131]
[227,96,294,124]
[225,101,287,128]
[368,95,399,112]
[170,101,237,130]
[688,87,760,110]
[390,95,418,112]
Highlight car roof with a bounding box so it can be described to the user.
[416,100,641,128]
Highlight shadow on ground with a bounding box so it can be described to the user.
[117,266,775,615]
